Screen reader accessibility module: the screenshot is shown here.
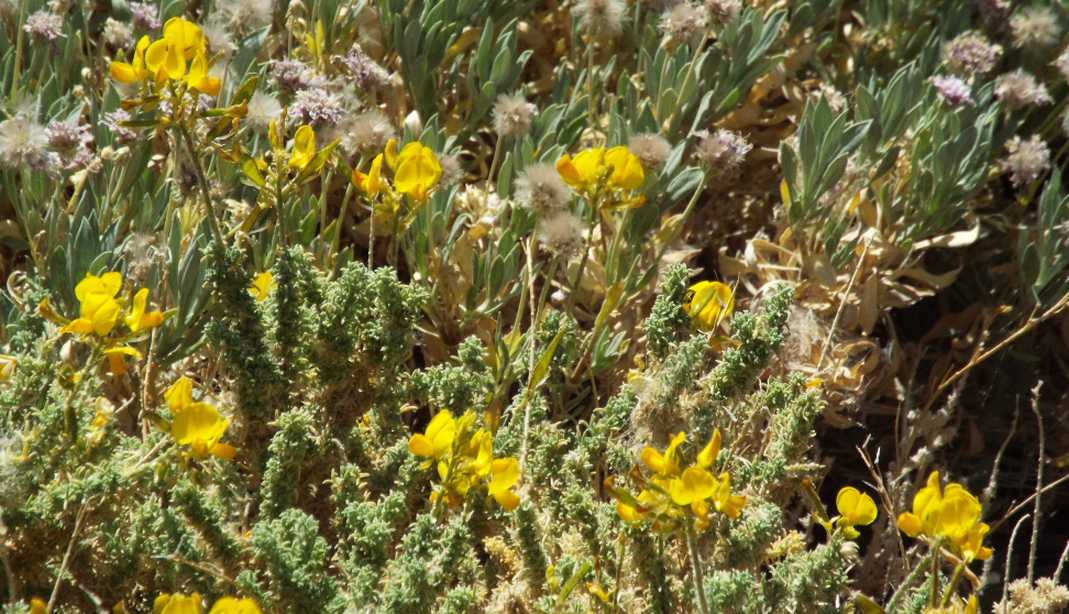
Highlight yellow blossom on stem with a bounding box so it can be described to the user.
[61,272,123,337]
[126,288,166,333]
[109,35,152,83]
[103,345,143,376]
[389,140,441,202]
[897,471,992,561]
[154,593,202,614]
[683,281,734,332]
[248,271,276,302]
[832,486,878,539]
[352,153,386,196]
[165,377,236,461]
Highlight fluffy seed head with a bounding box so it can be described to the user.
[943,31,1002,76]
[575,0,627,38]
[1053,47,1069,82]
[102,17,133,48]
[437,154,464,188]
[538,212,585,256]
[492,94,537,138]
[342,109,395,155]
[660,3,707,47]
[245,91,282,133]
[627,133,672,169]
[1010,6,1061,48]
[994,69,1052,110]
[1000,134,1051,188]
[516,163,572,215]
[0,114,59,174]
[705,0,742,24]
[218,0,272,35]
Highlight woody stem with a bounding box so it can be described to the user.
[684,521,711,614]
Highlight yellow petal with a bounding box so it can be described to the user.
[110,61,139,83]
[172,401,229,458]
[696,429,721,468]
[155,593,203,614]
[408,433,435,458]
[555,154,583,186]
[489,457,521,494]
[384,138,399,170]
[493,488,520,511]
[836,486,877,527]
[288,125,316,170]
[208,597,261,614]
[668,467,716,506]
[605,146,645,190]
[163,17,205,59]
[164,376,195,410]
[683,281,734,331]
[897,512,923,537]
[248,272,275,302]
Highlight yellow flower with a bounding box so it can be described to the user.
[834,486,878,539]
[289,125,318,171]
[408,409,457,462]
[897,471,992,561]
[103,345,142,376]
[640,431,686,477]
[126,288,166,333]
[923,595,978,614]
[390,140,441,202]
[696,428,721,468]
[668,466,717,507]
[61,272,124,337]
[0,354,16,381]
[29,598,48,614]
[154,593,202,614]
[208,597,262,614]
[248,272,275,302]
[110,35,152,83]
[161,17,207,59]
[710,471,746,519]
[488,457,521,510]
[352,153,386,196]
[555,146,645,192]
[185,51,221,96]
[166,377,236,461]
[683,281,734,332]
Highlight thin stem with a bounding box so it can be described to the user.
[886,545,940,613]
[176,124,227,257]
[9,0,27,102]
[47,500,91,611]
[817,237,872,370]
[940,562,966,607]
[929,541,941,608]
[683,522,711,614]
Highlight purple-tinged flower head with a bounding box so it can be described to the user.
[0,115,60,175]
[103,109,136,143]
[994,69,1052,110]
[693,128,751,175]
[336,45,391,91]
[24,10,64,42]
[943,31,1002,76]
[1000,134,1050,188]
[269,59,319,95]
[128,2,161,31]
[290,88,345,127]
[930,75,973,106]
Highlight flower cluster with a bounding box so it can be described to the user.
[109,18,220,97]
[897,471,993,562]
[40,272,165,375]
[556,146,645,209]
[408,410,521,510]
[608,429,745,532]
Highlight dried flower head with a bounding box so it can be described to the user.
[342,109,395,155]
[245,91,282,133]
[705,0,742,25]
[997,577,1069,614]
[1000,134,1050,189]
[46,118,93,171]
[693,128,751,176]
[492,94,537,138]
[943,31,1002,76]
[538,212,585,256]
[627,133,672,169]
[1010,6,1061,49]
[660,3,707,47]
[574,0,627,38]
[0,115,59,174]
[1054,47,1069,82]
[437,154,464,188]
[930,75,973,106]
[336,45,391,91]
[202,18,237,56]
[24,9,64,42]
[102,17,133,48]
[218,0,272,35]
[994,69,1052,110]
[516,163,572,215]
[290,88,345,127]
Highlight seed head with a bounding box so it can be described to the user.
[660,3,707,47]
[342,109,395,155]
[245,91,282,133]
[994,69,1052,110]
[575,0,627,38]
[1000,134,1050,188]
[516,163,572,215]
[538,212,585,257]
[492,94,537,138]
[627,133,672,169]
[1010,6,1061,49]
